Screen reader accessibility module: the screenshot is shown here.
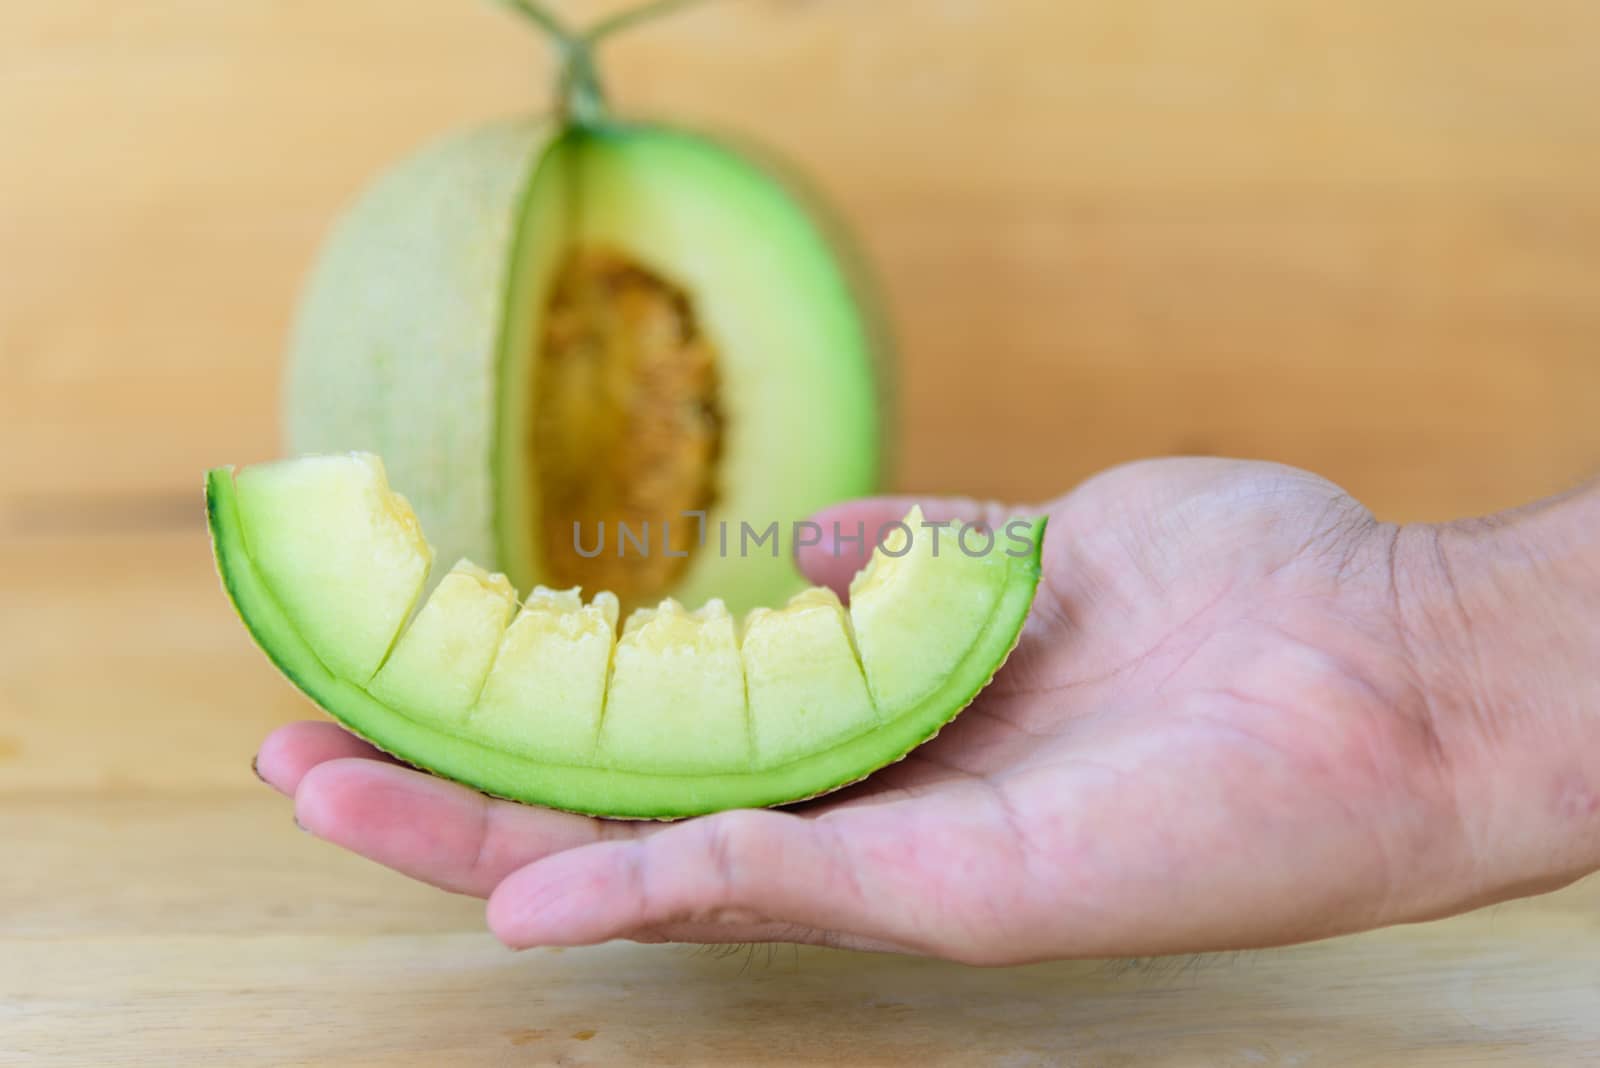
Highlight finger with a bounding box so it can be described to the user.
[255,720,395,796]
[293,757,643,897]
[486,806,938,953]
[797,496,1025,597]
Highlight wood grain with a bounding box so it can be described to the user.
[4,1,1600,1063]
[0,528,304,796]
[3,878,1600,1065]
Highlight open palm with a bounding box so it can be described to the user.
[257,458,1480,964]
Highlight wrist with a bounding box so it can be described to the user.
[1399,485,1600,900]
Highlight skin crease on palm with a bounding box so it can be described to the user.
[254,458,1600,966]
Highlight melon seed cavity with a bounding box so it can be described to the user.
[531,247,724,610]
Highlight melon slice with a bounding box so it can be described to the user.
[210,454,1043,818]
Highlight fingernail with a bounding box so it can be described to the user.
[250,755,265,784]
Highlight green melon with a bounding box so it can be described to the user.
[209,454,1044,818]
[284,2,889,616]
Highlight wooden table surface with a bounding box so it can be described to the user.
[3,1,1598,1063]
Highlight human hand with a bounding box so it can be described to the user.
[255,458,1598,964]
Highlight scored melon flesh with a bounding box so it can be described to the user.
[368,560,517,729]
[849,507,1008,712]
[209,454,1043,817]
[234,454,432,683]
[471,587,619,764]
[597,599,750,774]
[743,588,878,769]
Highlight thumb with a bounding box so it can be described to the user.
[795,495,1025,599]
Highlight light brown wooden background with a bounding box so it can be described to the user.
[5,0,1598,523]
[3,2,1598,1063]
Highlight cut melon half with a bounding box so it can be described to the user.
[210,454,1043,818]
[285,121,888,617]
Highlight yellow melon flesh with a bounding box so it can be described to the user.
[368,561,518,730]
[470,587,619,764]
[597,599,751,774]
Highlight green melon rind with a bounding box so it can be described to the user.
[209,468,1043,819]
[692,123,899,487]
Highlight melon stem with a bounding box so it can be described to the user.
[493,0,577,44]
[491,0,714,125]
[558,43,609,125]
